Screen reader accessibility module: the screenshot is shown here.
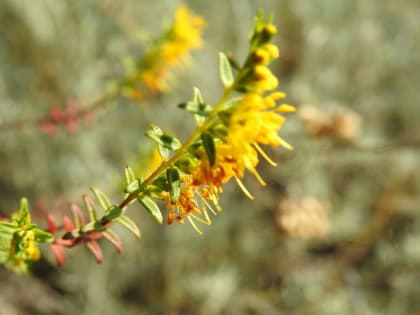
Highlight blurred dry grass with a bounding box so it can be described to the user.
[1,0,420,314]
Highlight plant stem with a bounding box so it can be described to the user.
[118,86,234,209]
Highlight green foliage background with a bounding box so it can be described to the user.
[1,0,420,314]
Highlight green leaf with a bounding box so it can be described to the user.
[0,222,18,236]
[201,132,216,166]
[125,179,140,193]
[219,52,234,87]
[18,197,30,225]
[102,229,123,252]
[223,96,242,110]
[160,134,182,151]
[151,176,168,191]
[145,124,163,144]
[33,228,53,243]
[145,125,182,152]
[83,195,98,222]
[138,195,163,224]
[91,188,112,211]
[178,101,213,116]
[101,206,122,223]
[166,168,181,204]
[116,215,141,239]
[157,145,170,160]
[124,166,136,186]
[193,86,204,104]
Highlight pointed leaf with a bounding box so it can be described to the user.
[70,203,85,229]
[201,132,216,166]
[51,243,66,266]
[45,214,58,234]
[219,52,234,87]
[116,215,141,239]
[124,166,136,186]
[193,86,204,104]
[16,197,30,225]
[103,229,123,253]
[91,188,112,211]
[33,228,53,243]
[0,222,18,236]
[62,215,74,232]
[86,240,103,264]
[82,195,98,222]
[166,168,181,204]
[138,195,163,224]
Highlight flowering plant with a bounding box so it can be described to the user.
[0,9,294,274]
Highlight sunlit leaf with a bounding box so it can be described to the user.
[91,188,112,211]
[116,215,141,239]
[138,195,163,224]
[167,168,181,204]
[201,132,216,166]
[219,52,234,87]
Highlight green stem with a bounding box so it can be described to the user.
[118,86,234,209]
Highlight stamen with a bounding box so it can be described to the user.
[279,138,294,150]
[190,214,211,225]
[249,166,267,186]
[234,175,255,200]
[199,194,218,216]
[187,216,203,235]
[254,143,277,166]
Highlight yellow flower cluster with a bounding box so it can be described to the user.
[13,230,41,264]
[125,5,205,100]
[158,16,295,231]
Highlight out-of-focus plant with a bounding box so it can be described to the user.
[0,198,52,274]
[0,10,294,274]
[0,5,205,135]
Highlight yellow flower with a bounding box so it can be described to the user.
[187,91,293,203]
[125,5,205,99]
[253,66,279,92]
[143,5,205,91]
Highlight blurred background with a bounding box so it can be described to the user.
[1,0,420,314]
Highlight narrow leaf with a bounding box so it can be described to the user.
[166,168,181,204]
[86,240,103,264]
[0,222,18,235]
[193,86,204,104]
[124,166,136,186]
[70,203,85,229]
[103,229,123,253]
[201,132,216,166]
[18,197,30,225]
[45,214,58,234]
[62,215,74,232]
[116,215,141,239]
[51,243,66,266]
[138,195,163,224]
[33,228,53,243]
[91,188,112,211]
[219,52,234,87]
[82,195,98,222]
